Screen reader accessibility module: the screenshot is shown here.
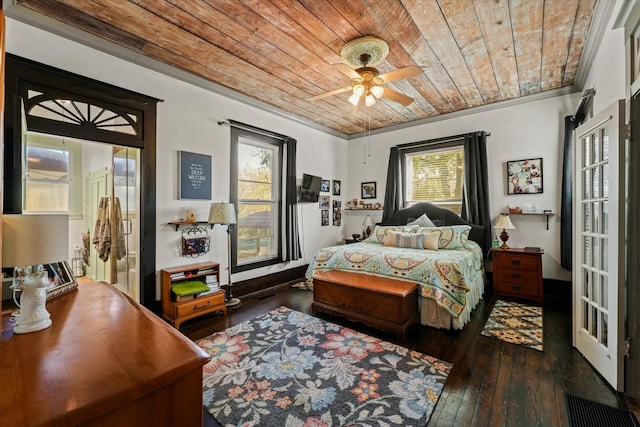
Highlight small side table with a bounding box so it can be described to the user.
[492,248,544,303]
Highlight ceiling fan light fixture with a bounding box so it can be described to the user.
[353,84,365,96]
[348,93,361,106]
[365,94,376,107]
[371,85,384,98]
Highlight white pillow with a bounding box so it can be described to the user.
[421,230,440,250]
[407,213,436,227]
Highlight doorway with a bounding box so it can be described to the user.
[3,54,158,310]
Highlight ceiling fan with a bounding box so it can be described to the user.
[309,36,422,113]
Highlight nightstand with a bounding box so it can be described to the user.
[344,238,362,244]
[492,248,544,303]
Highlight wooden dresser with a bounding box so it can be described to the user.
[492,248,544,303]
[0,281,210,426]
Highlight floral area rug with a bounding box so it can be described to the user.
[197,306,452,427]
[481,299,543,351]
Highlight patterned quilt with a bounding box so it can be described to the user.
[306,241,484,318]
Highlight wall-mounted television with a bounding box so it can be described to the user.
[299,173,322,203]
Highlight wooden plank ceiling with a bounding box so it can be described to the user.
[14,0,597,136]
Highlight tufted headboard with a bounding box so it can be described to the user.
[381,202,488,255]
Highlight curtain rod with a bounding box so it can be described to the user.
[572,88,596,120]
[395,130,490,149]
[217,119,289,141]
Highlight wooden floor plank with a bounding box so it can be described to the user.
[181,287,628,427]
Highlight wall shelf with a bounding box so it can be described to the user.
[168,221,212,231]
[503,211,555,230]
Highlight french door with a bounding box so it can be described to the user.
[573,100,626,391]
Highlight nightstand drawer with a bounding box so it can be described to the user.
[175,291,225,318]
[495,269,539,284]
[494,254,538,271]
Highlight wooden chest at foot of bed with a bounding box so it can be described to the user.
[312,270,418,340]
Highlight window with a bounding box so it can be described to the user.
[231,127,282,271]
[23,134,82,217]
[403,144,465,214]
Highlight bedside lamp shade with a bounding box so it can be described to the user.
[494,214,515,249]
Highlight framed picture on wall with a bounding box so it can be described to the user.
[507,158,543,194]
[178,150,212,200]
[361,181,376,199]
[320,180,330,193]
[332,180,341,196]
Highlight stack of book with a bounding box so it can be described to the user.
[200,275,220,296]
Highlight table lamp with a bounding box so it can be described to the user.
[494,214,515,249]
[208,202,240,308]
[363,215,374,238]
[2,214,69,333]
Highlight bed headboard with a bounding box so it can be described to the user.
[381,203,487,254]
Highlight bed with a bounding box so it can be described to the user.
[306,203,487,330]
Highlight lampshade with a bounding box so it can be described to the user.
[348,93,360,106]
[494,214,515,230]
[2,214,69,267]
[362,215,375,227]
[353,84,365,96]
[208,203,237,225]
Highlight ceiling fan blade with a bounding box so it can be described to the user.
[382,87,414,106]
[308,86,353,101]
[378,65,422,83]
[349,95,364,115]
[334,63,362,80]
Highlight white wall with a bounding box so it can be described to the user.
[5,19,349,299]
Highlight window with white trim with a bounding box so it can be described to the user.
[232,129,282,270]
[403,144,465,214]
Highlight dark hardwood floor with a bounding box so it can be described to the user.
[181,285,637,427]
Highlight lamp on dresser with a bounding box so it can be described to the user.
[208,202,240,308]
[494,214,515,249]
[2,214,69,333]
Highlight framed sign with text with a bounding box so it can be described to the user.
[178,150,212,200]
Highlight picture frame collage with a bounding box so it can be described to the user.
[319,179,341,226]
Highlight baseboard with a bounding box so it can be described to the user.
[233,264,308,298]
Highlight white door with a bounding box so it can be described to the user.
[573,99,626,391]
[87,167,112,282]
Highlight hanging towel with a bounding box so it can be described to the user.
[114,197,127,261]
[93,196,111,262]
[82,231,91,266]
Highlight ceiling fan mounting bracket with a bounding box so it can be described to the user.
[340,36,389,68]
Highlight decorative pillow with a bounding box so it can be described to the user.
[366,225,419,244]
[383,231,425,249]
[407,213,436,227]
[415,225,471,249]
[420,230,440,250]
